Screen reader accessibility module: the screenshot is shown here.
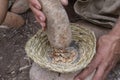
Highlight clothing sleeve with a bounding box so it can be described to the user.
[74,0,120,28]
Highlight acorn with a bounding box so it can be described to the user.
[0,0,8,24]
[2,12,25,28]
[11,0,29,14]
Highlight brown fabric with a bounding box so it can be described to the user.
[74,0,120,28]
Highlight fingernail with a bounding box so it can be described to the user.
[35,5,40,9]
[39,17,43,21]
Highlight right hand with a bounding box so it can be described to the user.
[28,0,68,30]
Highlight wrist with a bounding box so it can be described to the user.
[106,33,120,42]
[109,17,120,37]
[108,31,120,38]
[109,30,120,37]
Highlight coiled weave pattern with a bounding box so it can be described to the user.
[25,23,96,73]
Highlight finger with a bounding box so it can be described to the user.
[92,64,106,80]
[35,16,46,30]
[74,53,101,80]
[92,59,111,80]
[103,59,118,80]
[29,0,41,9]
[30,5,46,22]
[40,22,46,31]
[60,0,68,6]
[103,66,113,80]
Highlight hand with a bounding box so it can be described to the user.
[28,0,68,30]
[74,34,120,80]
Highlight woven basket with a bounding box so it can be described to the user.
[25,23,96,73]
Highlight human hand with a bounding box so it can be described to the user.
[28,0,68,30]
[74,34,120,80]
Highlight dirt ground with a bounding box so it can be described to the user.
[0,2,120,80]
[0,11,38,80]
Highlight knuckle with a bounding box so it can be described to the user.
[29,0,36,7]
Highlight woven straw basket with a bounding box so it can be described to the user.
[25,23,96,73]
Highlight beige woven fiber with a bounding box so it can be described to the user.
[25,23,96,73]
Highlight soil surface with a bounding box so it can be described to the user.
[0,2,120,80]
[0,11,39,80]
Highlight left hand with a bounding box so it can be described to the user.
[28,0,68,30]
[74,34,120,80]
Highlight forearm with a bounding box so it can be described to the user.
[109,16,120,37]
